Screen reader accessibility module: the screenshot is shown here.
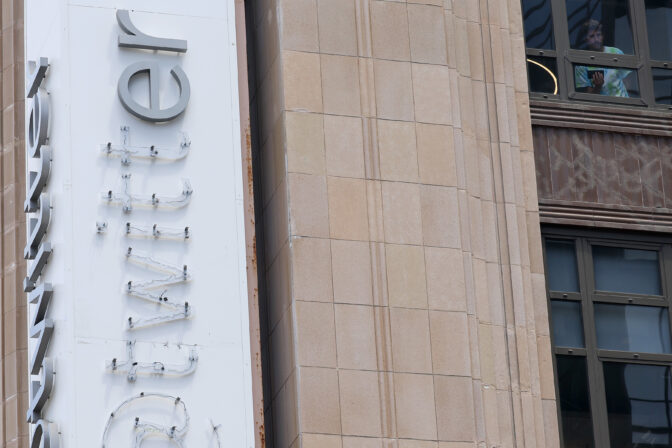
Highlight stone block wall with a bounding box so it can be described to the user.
[247,0,559,447]
[0,0,27,446]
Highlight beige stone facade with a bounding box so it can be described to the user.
[247,0,558,446]
[0,0,27,445]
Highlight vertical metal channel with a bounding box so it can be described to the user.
[551,0,572,100]
[541,234,567,448]
[578,238,611,447]
[632,0,655,105]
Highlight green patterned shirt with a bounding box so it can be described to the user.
[575,46,631,97]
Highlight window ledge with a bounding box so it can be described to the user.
[530,99,672,136]
[539,199,672,232]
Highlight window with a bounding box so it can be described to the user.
[522,0,672,109]
[543,228,672,447]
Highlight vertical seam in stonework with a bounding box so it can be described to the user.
[310,4,344,441]
[426,291,440,443]
[404,3,443,436]
[405,6,421,184]
[461,5,489,446]
[357,0,397,440]
[405,3,416,126]
[358,0,379,181]
[493,3,550,444]
[314,1,345,443]
[407,5,442,436]
[272,0,303,443]
[479,0,520,446]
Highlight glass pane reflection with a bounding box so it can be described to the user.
[653,68,672,105]
[551,301,586,348]
[522,0,555,50]
[566,0,634,54]
[557,355,595,447]
[527,56,558,94]
[574,64,639,98]
[595,304,672,354]
[645,0,672,61]
[592,246,661,295]
[604,363,672,448]
[545,239,580,292]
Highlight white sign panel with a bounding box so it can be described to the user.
[25,1,255,446]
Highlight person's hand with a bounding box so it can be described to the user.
[591,71,604,90]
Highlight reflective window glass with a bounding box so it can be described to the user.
[653,68,672,104]
[595,304,672,354]
[522,0,555,49]
[592,245,661,295]
[604,363,672,447]
[557,356,595,447]
[545,239,580,292]
[566,0,634,54]
[574,64,639,97]
[645,0,672,61]
[527,56,559,94]
[520,0,672,106]
[551,301,586,348]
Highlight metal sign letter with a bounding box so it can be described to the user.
[24,194,51,260]
[118,62,191,123]
[28,284,54,375]
[28,88,50,158]
[26,58,49,99]
[116,10,187,53]
[24,243,52,293]
[26,358,54,424]
[25,147,51,212]
[31,419,58,448]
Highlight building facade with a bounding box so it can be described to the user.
[247,0,559,446]
[0,0,669,447]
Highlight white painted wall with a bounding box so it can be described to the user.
[25,1,254,446]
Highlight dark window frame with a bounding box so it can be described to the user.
[542,226,672,447]
[524,0,672,110]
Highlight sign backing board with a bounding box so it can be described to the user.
[25,1,255,446]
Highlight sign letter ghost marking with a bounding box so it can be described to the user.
[116,10,187,53]
[118,61,191,123]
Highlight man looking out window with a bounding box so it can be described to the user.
[574,19,631,97]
